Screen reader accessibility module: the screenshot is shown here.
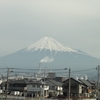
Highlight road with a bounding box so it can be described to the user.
[0,95,61,100]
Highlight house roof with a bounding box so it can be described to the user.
[87,80,96,85]
[28,80,47,85]
[9,79,29,84]
[46,79,62,86]
[9,79,48,85]
[79,79,93,87]
[63,77,82,84]
[63,77,93,87]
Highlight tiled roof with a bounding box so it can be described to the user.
[47,79,62,86]
[79,79,93,87]
[63,77,82,84]
[28,80,47,85]
[9,79,29,84]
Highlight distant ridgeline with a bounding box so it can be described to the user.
[0,37,99,80]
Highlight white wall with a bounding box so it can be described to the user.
[27,84,49,92]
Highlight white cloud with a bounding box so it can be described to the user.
[40,56,54,63]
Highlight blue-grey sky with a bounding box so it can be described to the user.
[0,0,100,58]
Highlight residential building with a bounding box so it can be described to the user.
[8,79,28,96]
[27,80,49,97]
[63,78,83,98]
[45,79,63,97]
[63,78,95,98]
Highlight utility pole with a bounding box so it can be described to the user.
[43,67,46,100]
[97,65,100,100]
[68,68,71,100]
[5,68,10,100]
[65,68,71,100]
[5,68,13,100]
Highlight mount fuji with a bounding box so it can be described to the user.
[0,37,100,70]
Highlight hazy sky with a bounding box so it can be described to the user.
[0,0,100,58]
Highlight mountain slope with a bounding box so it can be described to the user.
[0,36,99,70]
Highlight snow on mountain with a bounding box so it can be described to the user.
[26,36,77,53]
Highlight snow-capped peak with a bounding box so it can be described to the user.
[26,36,77,53]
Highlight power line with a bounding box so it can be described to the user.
[12,67,65,70]
[0,67,97,76]
[0,67,96,71]
[72,67,96,73]
[4,67,96,74]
